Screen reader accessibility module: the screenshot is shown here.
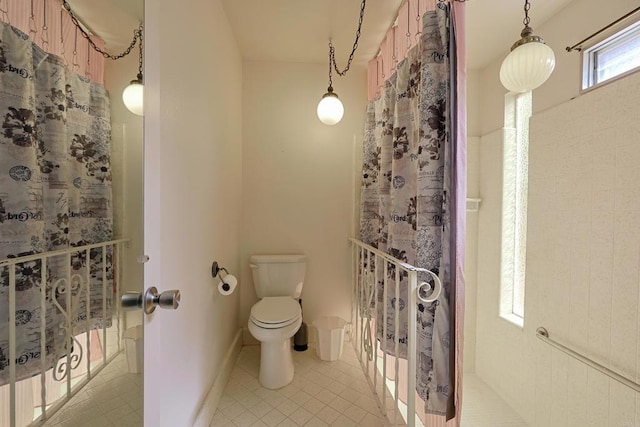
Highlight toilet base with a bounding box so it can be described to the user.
[259,338,294,389]
[248,311,302,390]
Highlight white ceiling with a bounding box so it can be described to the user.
[220,0,576,70]
[465,0,574,69]
[221,0,403,69]
[67,0,143,52]
[72,0,575,71]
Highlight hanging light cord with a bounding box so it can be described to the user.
[327,0,366,89]
[136,27,143,81]
[61,0,142,62]
[523,0,531,28]
[325,0,471,90]
[510,0,543,50]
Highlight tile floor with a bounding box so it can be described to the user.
[214,341,530,427]
[460,374,528,427]
[368,367,529,426]
[40,353,143,427]
[213,341,388,426]
[31,342,528,427]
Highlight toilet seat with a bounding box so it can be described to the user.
[250,296,301,329]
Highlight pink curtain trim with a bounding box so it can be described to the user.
[452,2,466,425]
[0,0,105,84]
[368,0,447,100]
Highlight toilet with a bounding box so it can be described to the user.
[248,254,306,389]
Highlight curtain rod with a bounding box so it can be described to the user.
[373,0,406,58]
[374,0,467,58]
[536,327,640,393]
[566,6,640,52]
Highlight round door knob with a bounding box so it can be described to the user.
[121,288,182,314]
[158,290,181,310]
[121,292,143,311]
[134,287,183,314]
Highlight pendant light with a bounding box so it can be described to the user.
[317,42,344,126]
[317,0,367,125]
[61,0,144,115]
[317,85,344,126]
[123,28,144,116]
[500,0,555,93]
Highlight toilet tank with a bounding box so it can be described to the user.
[250,254,306,299]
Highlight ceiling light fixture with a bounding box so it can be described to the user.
[122,28,144,116]
[317,0,367,125]
[499,0,555,93]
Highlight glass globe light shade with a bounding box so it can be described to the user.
[500,40,556,93]
[122,80,144,116]
[317,92,344,125]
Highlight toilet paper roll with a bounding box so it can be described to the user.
[218,274,238,296]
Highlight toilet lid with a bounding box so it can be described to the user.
[250,297,301,327]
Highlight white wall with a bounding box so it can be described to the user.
[462,69,481,374]
[473,0,640,424]
[240,61,366,335]
[143,0,242,425]
[467,70,481,138]
[477,67,640,427]
[477,0,639,136]
[527,72,640,425]
[463,136,480,374]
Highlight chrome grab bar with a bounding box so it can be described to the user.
[536,327,640,393]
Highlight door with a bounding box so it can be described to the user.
[142,1,243,426]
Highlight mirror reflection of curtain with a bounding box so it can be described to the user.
[0,3,113,423]
[0,18,114,385]
[360,2,466,423]
[0,0,106,82]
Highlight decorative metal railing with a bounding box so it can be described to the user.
[1,239,129,427]
[349,238,442,427]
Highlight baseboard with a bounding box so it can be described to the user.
[192,328,242,427]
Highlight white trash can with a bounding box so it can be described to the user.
[123,325,143,374]
[313,316,346,361]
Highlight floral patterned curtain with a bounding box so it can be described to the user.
[0,21,113,386]
[360,4,462,418]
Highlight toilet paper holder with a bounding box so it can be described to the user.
[211,261,232,291]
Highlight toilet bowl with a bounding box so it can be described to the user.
[248,296,302,389]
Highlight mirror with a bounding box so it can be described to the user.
[0,0,144,425]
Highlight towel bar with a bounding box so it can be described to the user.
[536,327,640,393]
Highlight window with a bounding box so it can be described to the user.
[583,20,640,90]
[500,91,531,327]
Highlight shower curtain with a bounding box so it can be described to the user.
[360,2,465,420]
[0,20,113,385]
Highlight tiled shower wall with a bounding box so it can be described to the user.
[476,70,640,427]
